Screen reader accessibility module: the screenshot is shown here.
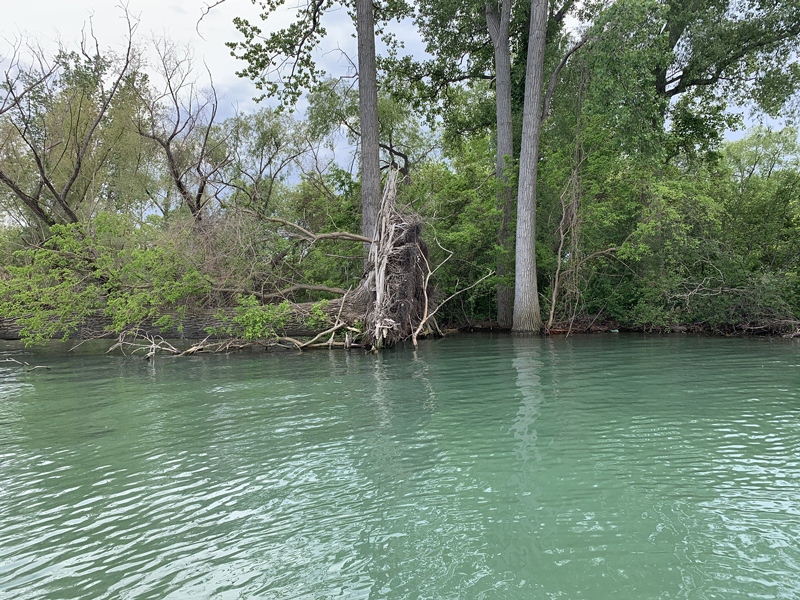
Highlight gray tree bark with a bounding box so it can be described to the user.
[512,0,548,332]
[356,0,381,243]
[486,0,515,329]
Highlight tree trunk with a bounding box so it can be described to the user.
[486,0,515,329]
[512,0,548,333]
[356,0,381,243]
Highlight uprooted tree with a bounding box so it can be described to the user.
[216,169,443,350]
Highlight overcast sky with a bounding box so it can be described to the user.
[2,0,415,115]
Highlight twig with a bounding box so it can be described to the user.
[411,243,494,347]
[327,288,350,347]
[176,336,211,357]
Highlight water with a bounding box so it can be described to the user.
[1,334,799,600]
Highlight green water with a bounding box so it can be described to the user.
[1,335,799,599]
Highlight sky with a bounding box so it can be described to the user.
[3,1,784,139]
[1,0,418,116]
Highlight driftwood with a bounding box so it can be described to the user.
[107,330,181,360]
[1,357,51,371]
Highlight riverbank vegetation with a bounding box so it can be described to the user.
[2,0,800,349]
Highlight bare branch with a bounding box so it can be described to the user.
[255,214,372,244]
[542,32,590,123]
[197,0,228,36]
[211,282,348,301]
[0,39,57,116]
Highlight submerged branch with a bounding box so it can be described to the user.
[1,357,52,371]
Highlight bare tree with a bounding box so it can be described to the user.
[217,108,307,214]
[133,39,230,222]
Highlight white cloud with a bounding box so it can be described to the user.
[2,0,366,112]
[2,0,431,128]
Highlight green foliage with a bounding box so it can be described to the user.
[0,225,105,344]
[665,93,741,164]
[573,128,800,330]
[657,0,800,118]
[583,0,670,157]
[225,295,292,341]
[228,0,336,106]
[228,0,411,107]
[305,300,331,330]
[0,213,210,345]
[409,138,502,322]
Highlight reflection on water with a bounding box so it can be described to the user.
[512,336,544,464]
[1,335,800,599]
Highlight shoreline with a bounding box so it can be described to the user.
[3,311,799,345]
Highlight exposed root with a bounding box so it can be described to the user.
[363,169,432,348]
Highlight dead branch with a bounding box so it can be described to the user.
[412,254,493,347]
[211,283,348,301]
[107,330,181,360]
[327,288,350,347]
[259,215,372,244]
[176,336,212,356]
[1,357,52,371]
[276,336,303,349]
[300,322,348,348]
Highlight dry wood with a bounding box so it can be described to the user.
[2,357,52,371]
[107,330,181,359]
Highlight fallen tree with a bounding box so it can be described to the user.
[1,169,493,353]
[229,169,444,350]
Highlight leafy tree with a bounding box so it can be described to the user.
[0,19,138,229]
[217,108,307,215]
[722,127,800,279]
[654,0,800,114]
[0,213,209,344]
[223,0,411,241]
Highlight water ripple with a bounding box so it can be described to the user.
[1,336,800,598]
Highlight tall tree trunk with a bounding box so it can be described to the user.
[356,0,381,243]
[512,0,548,333]
[486,0,514,329]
